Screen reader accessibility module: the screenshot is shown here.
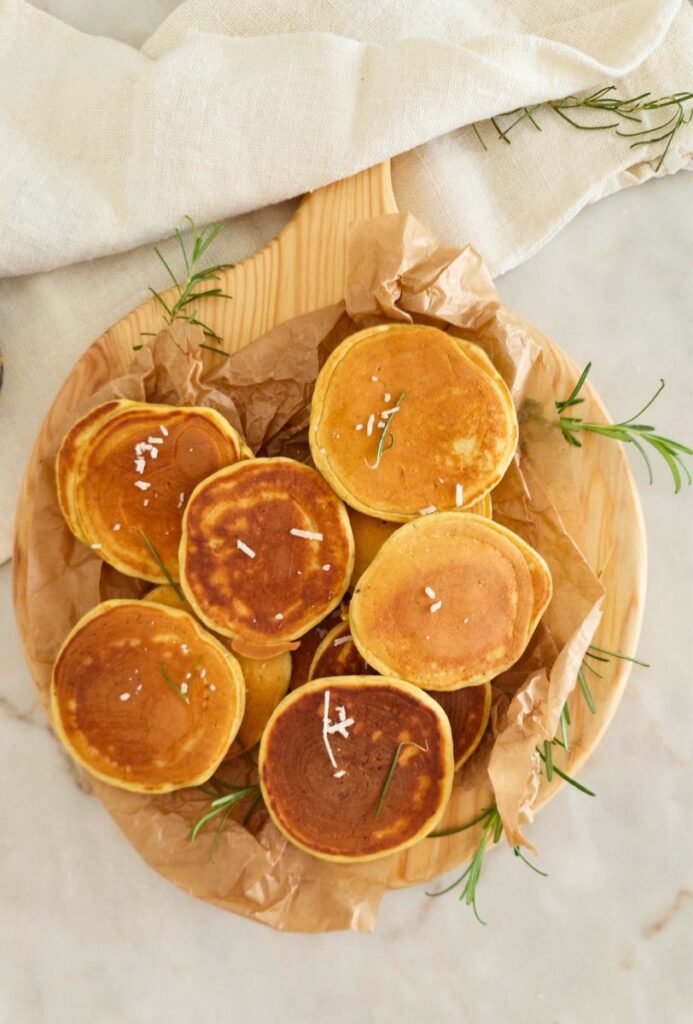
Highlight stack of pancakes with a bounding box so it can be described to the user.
[52,323,551,863]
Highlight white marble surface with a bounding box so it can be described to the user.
[3,4,692,1023]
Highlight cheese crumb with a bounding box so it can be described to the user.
[209,684,216,692]
[463,617,470,624]
[134,481,151,491]
[377,420,386,429]
[290,528,323,541]
[143,499,149,507]
[180,644,189,654]
[90,543,102,550]
[236,538,256,558]
[334,770,346,779]
[371,375,379,382]
[430,601,443,613]
[322,564,331,571]
[119,693,130,702]
[159,425,169,436]
[147,436,164,445]
[366,414,375,436]
[135,458,146,474]
[275,613,284,621]
[112,523,121,531]
[424,586,436,600]
[419,505,437,515]
[384,392,392,402]
[456,483,464,508]
[333,635,351,647]
[177,492,185,509]
[180,682,188,695]
[200,668,207,679]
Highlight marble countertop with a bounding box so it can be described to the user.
[2,5,692,1023]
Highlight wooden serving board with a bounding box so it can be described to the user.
[13,161,646,893]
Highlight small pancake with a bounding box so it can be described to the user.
[309,323,517,521]
[143,585,291,749]
[259,676,454,862]
[348,494,493,587]
[350,512,544,690]
[288,606,344,691]
[308,621,370,679]
[431,684,491,769]
[51,599,245,792]
[57,400,249,582]
[180,458,354,648]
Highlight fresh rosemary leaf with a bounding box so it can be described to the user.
[160,662,190,704]
[367,391,406,470]
[142,217,234,347]
[473,87,693,173]
[555,365,692,493]
[140,530,185,600]
[538,748,595,796]
[189,784,260,844]
[588,644,650,668]
[428,805,495,839]
[374,737,425,818]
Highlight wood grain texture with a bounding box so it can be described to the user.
[12,161,646,894]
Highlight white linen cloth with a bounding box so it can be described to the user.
[0,0,691,562]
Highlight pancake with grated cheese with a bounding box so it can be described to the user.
[57,400,249,582]
[309,323,517,521]
[259,676,454,862]
[350,512,550,691]
[51,599,245,793]
[180,458,354,655]
[348,493,493,588]
[304,622,491,767]
[143,584,291,750]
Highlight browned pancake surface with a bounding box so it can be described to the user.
[59,402,245,581]
[309,622,370,679]
[52,600,244,791]
[181,458,353,644]
[430,685,491,768]
[260,678,453,860]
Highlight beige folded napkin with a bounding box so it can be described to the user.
[0,0,690,561]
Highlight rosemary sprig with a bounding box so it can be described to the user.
[367,391,406,470]
[140,530,185,600]
[537,747,596,797]
[427,805,545,923]
[555,363,692,493]
[475,87,692,173]
[189,784,260,845]
[160,662,190,705]
[142,217,233,347]
[374,738,426,818]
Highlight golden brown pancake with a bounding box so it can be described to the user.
[350,512,548,690]
[57,400,249,582]
[143,585,291,750]
[348,494,493,588]
[431,684,491,769]
[180,458,354,650]
[259,676,454,862]
[308,621,370,679]
[288,606,344,691]
[309,323,517,521]
[51,599,245,792]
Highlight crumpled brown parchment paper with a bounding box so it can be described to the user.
[19,213,604,931]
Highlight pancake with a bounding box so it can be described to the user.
[308,621,370,679]
[143,585,291,749]
[348,493,493,588]
[288,606,344,691]
[57,400,249,582]
[51,599,245,793]
[180,458,354,650]
[259,676,454,862]
[309,323,517,521]
[431,684,491,769]
[305,623,490,767]
[350,512,547,690]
